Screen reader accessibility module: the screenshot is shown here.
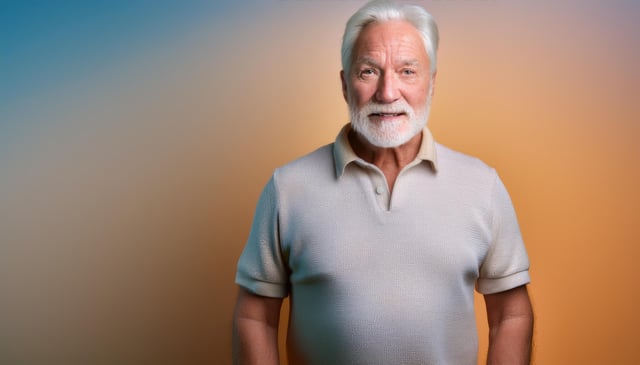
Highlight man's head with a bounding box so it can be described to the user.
[340,0,439,148]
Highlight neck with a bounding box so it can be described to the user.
[348,128,422,191]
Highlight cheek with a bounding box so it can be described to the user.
[407,85,430,107]
[350,85,376,107]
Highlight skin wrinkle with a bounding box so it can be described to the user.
[342,20,433,190]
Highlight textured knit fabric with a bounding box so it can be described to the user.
[236,125,530,365]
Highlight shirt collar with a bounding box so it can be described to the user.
[333,124,439,178]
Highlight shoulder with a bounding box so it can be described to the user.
[273,143,335,184]
[265,143,338,211]
[432,143,505,211]
[435,143,498,182]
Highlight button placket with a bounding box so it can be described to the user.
[356,160,391,211]
[370,172,390,211]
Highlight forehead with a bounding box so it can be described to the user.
[352,20,429,65]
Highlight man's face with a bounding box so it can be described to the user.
[342,20,434,148]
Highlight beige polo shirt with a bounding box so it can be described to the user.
[236,125,530,365]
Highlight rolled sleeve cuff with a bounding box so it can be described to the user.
[235,274,289,298]
[476,270,531,295]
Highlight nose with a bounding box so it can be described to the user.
[374,72,400,103]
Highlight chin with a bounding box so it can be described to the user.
[348,98,431,148]
[352,118,426,148]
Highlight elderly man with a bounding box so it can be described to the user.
[233,1,533,364]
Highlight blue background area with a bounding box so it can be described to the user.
[0,1,242,106]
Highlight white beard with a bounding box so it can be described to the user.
[349,92,432,148]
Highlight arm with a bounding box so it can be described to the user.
[232,287,284,365]
[484,285,534,365]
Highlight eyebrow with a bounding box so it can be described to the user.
[355,56,379,67]
[354,56,421,68]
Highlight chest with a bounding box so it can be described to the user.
[279,168,493,290]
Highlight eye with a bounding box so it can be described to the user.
[401,68,417,76]
[358,68,378,79]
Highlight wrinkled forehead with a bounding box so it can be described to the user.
[351,20,430,68]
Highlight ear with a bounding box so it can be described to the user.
[430,71,437,97]
[340,70,348,102]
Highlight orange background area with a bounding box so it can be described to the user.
[1,1,639,364]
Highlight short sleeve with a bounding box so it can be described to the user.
[476,173,530,294]
[235,175,290,298]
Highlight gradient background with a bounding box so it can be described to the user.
[1,1,639,364]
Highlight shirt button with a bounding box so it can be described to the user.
[375,186,385,195]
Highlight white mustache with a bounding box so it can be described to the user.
[359,101,414,117]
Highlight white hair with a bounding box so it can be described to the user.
[341,0,439,76]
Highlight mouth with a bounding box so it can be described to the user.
[369,112,406,118]
[368,112,407,121]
